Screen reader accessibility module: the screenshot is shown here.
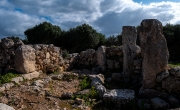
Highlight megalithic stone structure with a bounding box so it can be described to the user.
[122,26,139,77]
[97,46,106,72]
[139,19,169,88]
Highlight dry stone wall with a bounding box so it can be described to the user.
[0,38,24,73]
[0,39,65,74]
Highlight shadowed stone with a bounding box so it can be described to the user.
[122,26,140,77]
[97,46,106,71]
[139,19,169,88]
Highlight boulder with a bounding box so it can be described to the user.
[169,67,180,77]
[103,89,135,106]
[91,81,106,98]
[139,19,169,88]
[166,95,180,108]
[11,76,24,84]
[162,76,180,93]
[22,71,40,80]
[122,26,140,77]
[14,45,36,74]
[151,97,169,110]
[156,70,169,82]
[89,74,105,84]
[0,103,15,110]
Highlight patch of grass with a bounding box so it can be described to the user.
[0,72,19,85]
[63,74,77,81]
[168,62,180,67]
[79,76,91,90]
[72,86,99,106]
[53,71,61,75]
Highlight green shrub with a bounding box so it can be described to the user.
[0,73,19,85]
[79,76,91,90]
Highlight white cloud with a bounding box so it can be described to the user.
[0,0,180,38]
[0,8,46,38]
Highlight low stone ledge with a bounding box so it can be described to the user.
[103,89,135,105]
[22,71,40,80]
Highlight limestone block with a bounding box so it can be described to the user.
[139,19,169,88]
[15,45,36,74]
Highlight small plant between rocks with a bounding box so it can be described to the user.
[73,86,99,106]
[78,76,91,90]
[0,72,19,85]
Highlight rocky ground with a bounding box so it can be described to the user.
[1,69,180,110]
[0,71,101,110]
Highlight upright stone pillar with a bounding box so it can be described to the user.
[15,45,36,74]
[139,19,169,88]
[122,26,139,77]
[97,46,106,71]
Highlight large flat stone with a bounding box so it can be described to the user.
[103,89,135,105]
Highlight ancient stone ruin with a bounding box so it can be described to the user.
[139,19,169,89]
[1,19,180,110]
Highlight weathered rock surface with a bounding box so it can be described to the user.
[11,76,24,84]
[151,97,169,110]
[89,74,106,98]
[1,38,14,49]
[156,70,169,82]
[89,74,105,84]
[15,45,36,74]
[97,46,106,71]
[166,95,180,108]
[162,76,180,93]
[139,19,169,88]
[0,103,15,110]
[22,71,40,80]
[122,26,140,77]
[169,67,180,77]
[103,89,135,105]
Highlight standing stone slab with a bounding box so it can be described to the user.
[15,45,36,74]
[97,46,106,71]
[139,19,169,88]
[122,26,140,77]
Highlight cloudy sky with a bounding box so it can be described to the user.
[0,0,180,39]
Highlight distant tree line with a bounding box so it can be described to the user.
[12,22,180,62]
